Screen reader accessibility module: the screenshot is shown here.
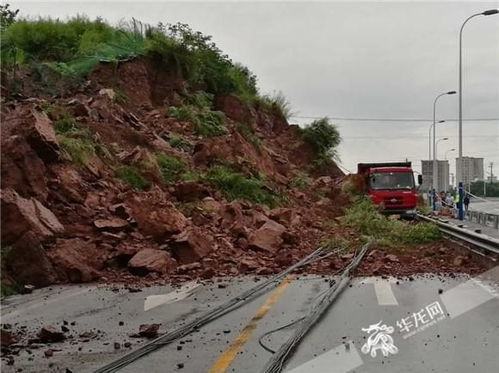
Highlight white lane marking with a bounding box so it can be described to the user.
[362,277,399,306]
[440,278,497,319]
[144,281,200,311]
[286,342,363,373]
[0,287,93,322]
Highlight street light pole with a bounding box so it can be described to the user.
[457,8,499,220]
[432,92,455,210]
[435,137,449,193]
[428,120,445,161]
[444,148,455,160]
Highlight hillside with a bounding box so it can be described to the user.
[0,17,352,292]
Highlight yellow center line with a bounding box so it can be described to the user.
[207,275,294,373]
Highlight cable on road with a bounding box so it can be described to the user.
[94,246,344,373]
[259,240,372,373]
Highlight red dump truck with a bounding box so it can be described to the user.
[357,162,422,219]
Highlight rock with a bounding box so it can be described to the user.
[268,208,300,227]
[239,258,259,271]
[139,324,160,338]
[128,249,175,275]
[99,88,116,100]
[248,220,286,252]
[109,203,131,220]
[127,190,188,241]
[170,227,214,264]
[113,342,121,350]
[176,262,202,273]
[1,188,64,244]
[385,254,399,263]
[201,197,223,213]
[47,238,103,283]
[67,98,91,118]
[38,326,66,343]
[94,217,129,231]
[44,349,54,358]
[3,231,57,287]
[453,256,466,266]
[23,284,35,294]
[1,330,15,346]
[25,109,60,162]
[172,181,210,202]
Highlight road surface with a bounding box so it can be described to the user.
[1,270,498,373]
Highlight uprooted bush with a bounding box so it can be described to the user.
[342,197,441,246]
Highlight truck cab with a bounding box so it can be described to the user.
[357,162,421,218]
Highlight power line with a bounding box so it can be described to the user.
[291,115,499,122]
[342,135,497,139]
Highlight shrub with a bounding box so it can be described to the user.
[301,117,341,166]
[342,196,441,245]
[205,165,277,206]
[168,102,225,138]
[59,136,95,163]
[168,134,193,151]
[235,122,261,149]
[115,165,150,190]
[155,152,187,183]
[290,172,310,189]
[255,91,293,120]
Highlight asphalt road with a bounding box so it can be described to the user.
[1,269,498,373]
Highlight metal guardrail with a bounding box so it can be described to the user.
[466,210,499,229]
[417,214,499,255]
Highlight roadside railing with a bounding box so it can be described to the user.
[466,210,499,229]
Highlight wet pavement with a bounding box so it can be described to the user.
[1,271,498,373]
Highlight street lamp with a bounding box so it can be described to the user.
[434,137,449,193]
[428,120,445,161]
[432,92,455,210]
[457,8,499,220]
[444,148,455,160]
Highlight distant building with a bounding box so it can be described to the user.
[456,157,484,188]
[421,160,450,192]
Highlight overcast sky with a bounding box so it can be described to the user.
[10,0,499,179]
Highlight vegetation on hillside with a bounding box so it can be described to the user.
[301,117,341,168]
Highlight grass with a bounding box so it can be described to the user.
[235,122,261,149]
[1,16,260,100]
[167,134,193,151]
[155,152,188,183]
[254,91,293,120]
[48,107,96,163]
[1,282,20,298]
[167,92,226,137]
[342,196,441,246]
[115,165,150,190]
[290,172,310,189]
[205,165,278,207]
[320,236,350,251]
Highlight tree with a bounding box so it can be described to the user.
[0,4,19,31]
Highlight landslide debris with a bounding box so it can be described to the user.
[0,16,490,296]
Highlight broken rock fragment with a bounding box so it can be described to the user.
[93,217,129,231]
[128,249,175,275]
[38,326,66,343]
[139,324,160,338]
[248,220,286,252]
[170,227,214,264]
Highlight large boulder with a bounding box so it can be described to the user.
[268,207,300,227]
[248,220,286,252]
[47,238,102,283]
[170,227,215,264]
[1,188,64,245]
[25,109,60,163]
[127,189,188,240]
[3,231,57,287]
[128,249,176,275]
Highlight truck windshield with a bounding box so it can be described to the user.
[369,172,414,190]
